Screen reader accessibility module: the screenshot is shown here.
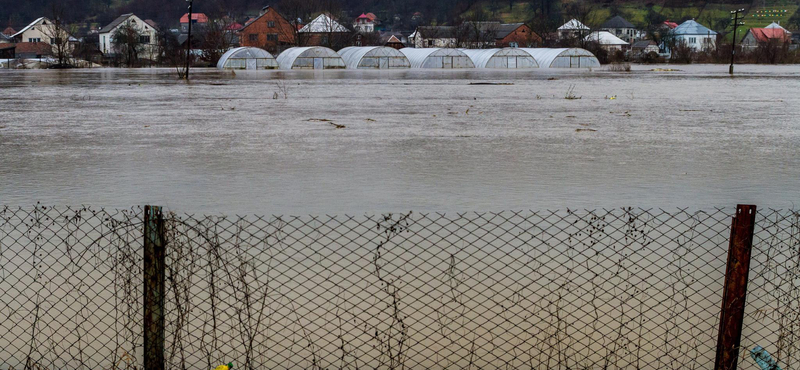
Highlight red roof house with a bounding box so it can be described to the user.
[14,42,52,58]
[180,13,209,33]
[742,27,791,49]
[2,26,16,36]
[663,20,678,29]
[180,13,209,24]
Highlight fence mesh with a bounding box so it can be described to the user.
[1,206,799,370]
[741,209,800,370]
[0,206,144,370]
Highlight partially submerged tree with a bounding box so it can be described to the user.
[157,29,187,78]
[112,22,143,67]
[42,4,77,67]
[201,18,235,66]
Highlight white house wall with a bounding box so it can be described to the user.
[98,15,158,57]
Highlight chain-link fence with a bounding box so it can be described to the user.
[1,206,799,370]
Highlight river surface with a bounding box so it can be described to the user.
[0,64,798,214]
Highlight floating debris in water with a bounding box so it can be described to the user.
[751,346,782,370]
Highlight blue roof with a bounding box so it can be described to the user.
[672,20,717,35]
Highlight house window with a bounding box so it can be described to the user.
[139,35,151,43]
[29,38,41,43]
[267,33,278,41]
[249,34,258,41]
[268,21,275,28]
[689,37,697,43]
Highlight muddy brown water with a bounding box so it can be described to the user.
[1,64,799,214]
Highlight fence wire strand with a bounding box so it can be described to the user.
[1,206,799,370]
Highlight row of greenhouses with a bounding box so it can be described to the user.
[217,46,601,70]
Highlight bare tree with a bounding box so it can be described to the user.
[158,29,188,78]
[277,0,318,48]
[201,18,235,66]
[42,4,76,67]
[112,23,143,67]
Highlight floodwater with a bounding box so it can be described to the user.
[1,65,799,214]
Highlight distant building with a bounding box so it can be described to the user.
[410,26,457,48]
[492,23,541,47]
[584,30,629,51]
[98,14,158,57]
[298,14,351,49]
[353,13,376,33]
[662,20,679,30]
[631,40,659,55]
[765,21,790,34]
[13,41,52,58]
[558,19,589,40]
[180,13,209,33]
[11,17,75,46]
[2,27,16,37]
[0,31,12,44]
[741,27,791,50]
[383,34,405,49]
[239,6,295,54]
[411,22,540,48]
[669,19,717,51]
[599,15,640,43]
[0,43,15,58]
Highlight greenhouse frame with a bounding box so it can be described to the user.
[216,47,278,70]
[399,48,475,69]
[461,48,539,69]
[519,48,600,68]
[276,47,346,70]
[337,46,411,69]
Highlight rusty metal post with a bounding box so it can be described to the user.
[143,205,165,370]
[715,204,757,370]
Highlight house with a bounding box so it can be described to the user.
[0,43,14,58]
[662,20,679,30]
[670,19,717,51]
[2,27,16,37]
[493,23,541,47]
[353,13,376,33]
[383,34,405,49]
[11,17,74,45]
[558,19,590,40]
[630,40,659,55]
[180,13,209,33]
[741,28,791,50]
[14,41,52,59]
[0,31,12,44]
[98,14,158,57]
[584,30,629,51]
[410,26,457,48]
[298,14,351,49]
[599,15,639,43]
[239,6,295,54]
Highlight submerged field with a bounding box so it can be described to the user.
[0,64,799,214]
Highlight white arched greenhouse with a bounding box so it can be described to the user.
[400,48,475,69]
[461,48,539,69]
[276,47,346,70]
[337,46,411,69]
[519,48,600,68]
[216,47,278,70]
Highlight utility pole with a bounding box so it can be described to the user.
[185,0,194,80]
[729,8,745,75]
